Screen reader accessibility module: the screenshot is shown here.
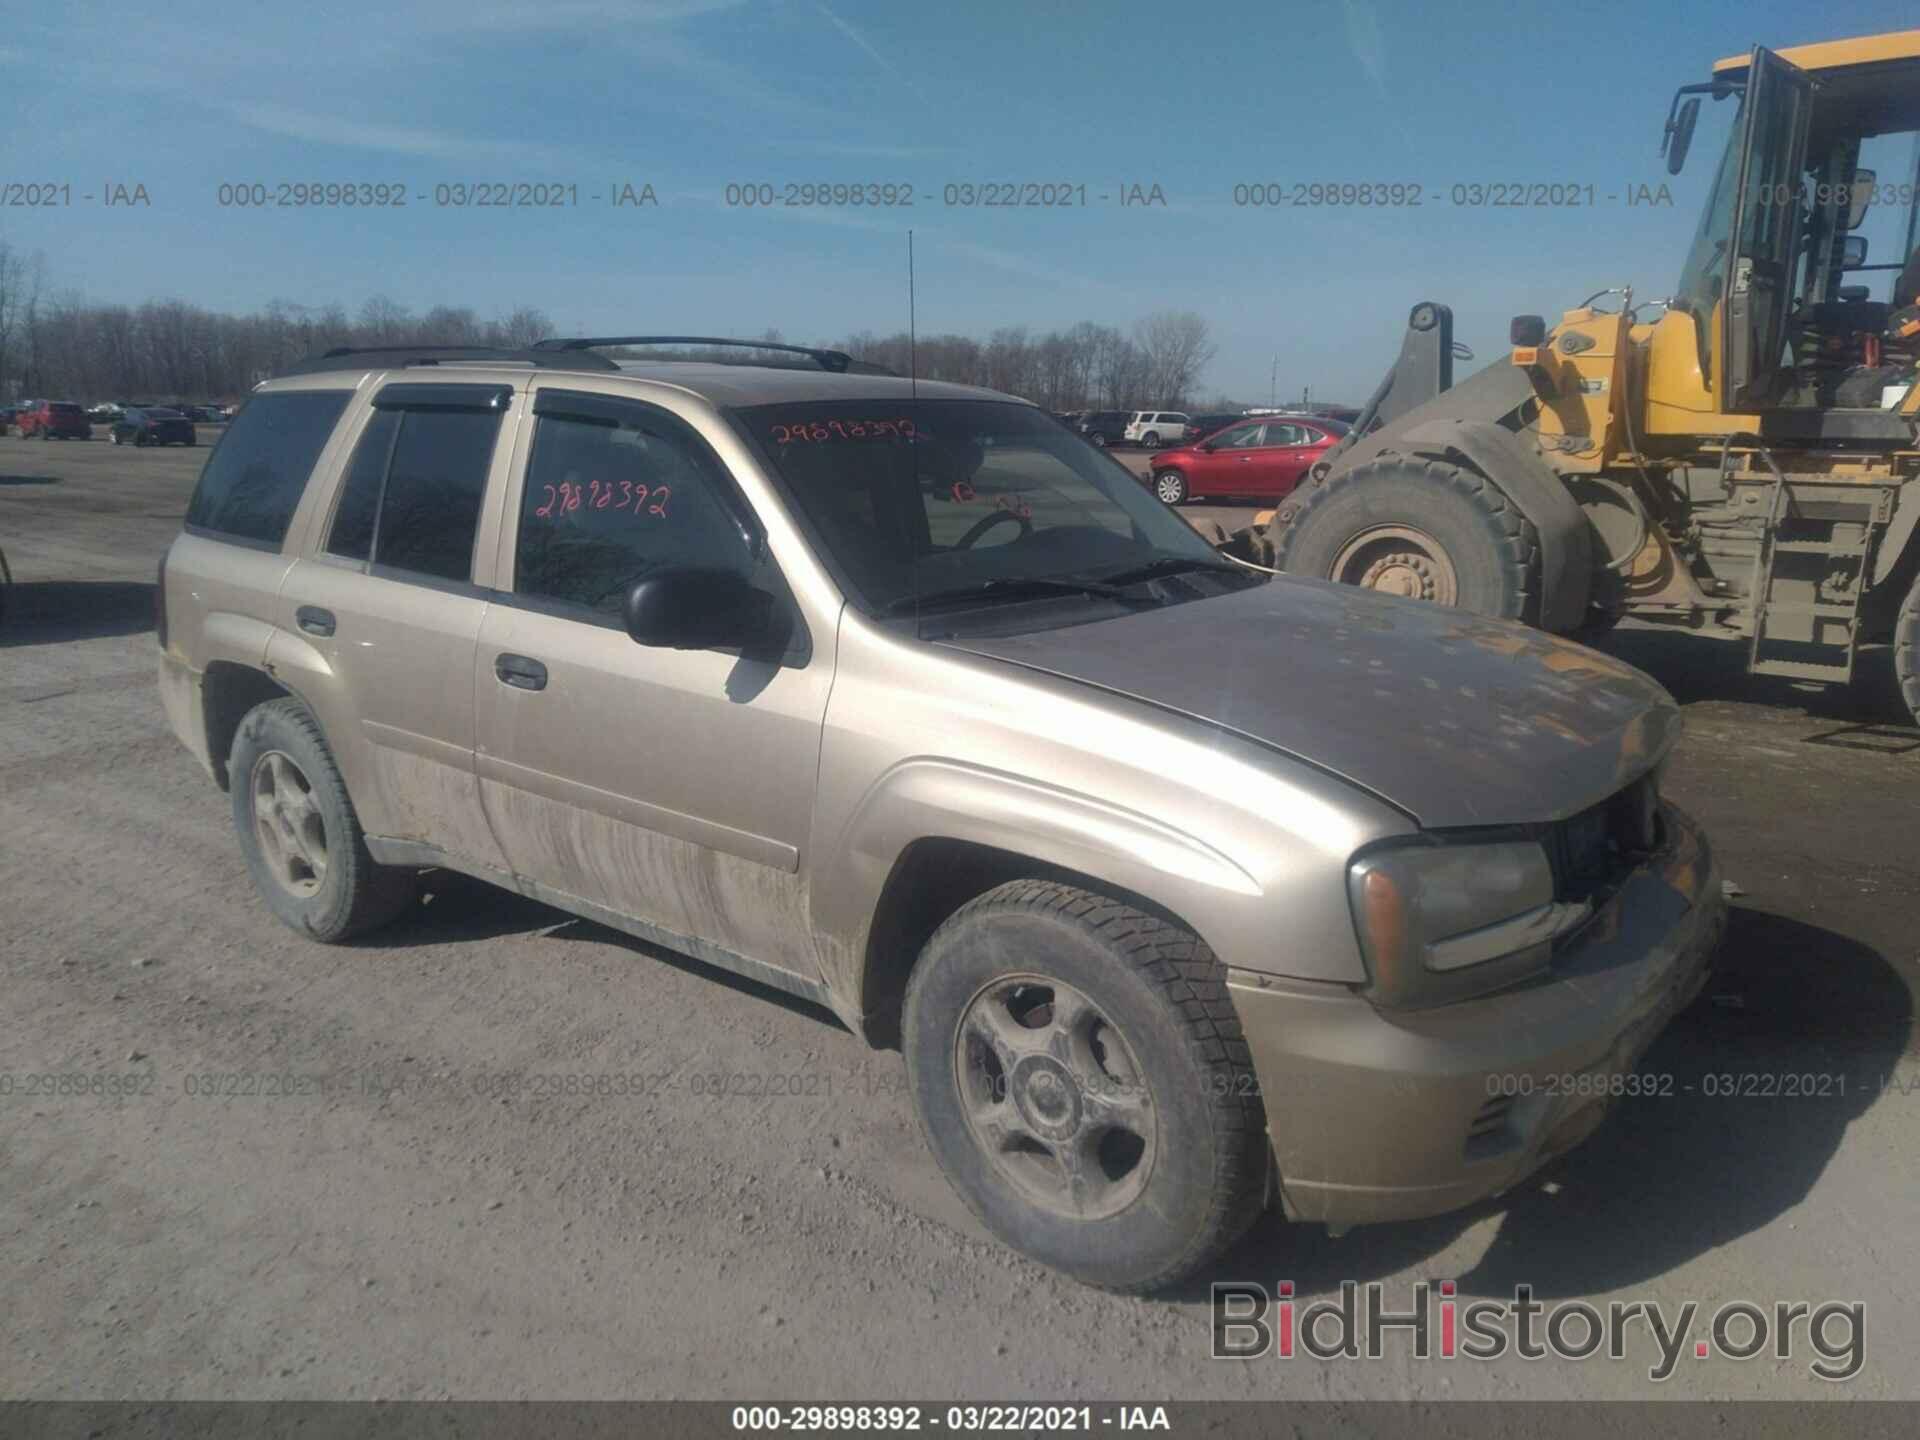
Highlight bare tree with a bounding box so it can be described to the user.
[0,241,44,400]
[1133,311,1216,408]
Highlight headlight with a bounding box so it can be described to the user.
[1348,839,1591,1009]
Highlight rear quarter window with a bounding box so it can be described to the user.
[185,390,351,546]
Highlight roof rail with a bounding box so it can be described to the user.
[273,345,620,378]
[532,335,858,373]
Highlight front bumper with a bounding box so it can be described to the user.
[1228,803,1724,1226]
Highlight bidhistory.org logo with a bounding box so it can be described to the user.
[1212,1281,1864,1382]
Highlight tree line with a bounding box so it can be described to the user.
[0,240,1216,410]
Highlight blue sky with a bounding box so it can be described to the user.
[3,1,1917,400]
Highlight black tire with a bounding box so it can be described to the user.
[1143,431,1161,449]
[1089,432,1107,448]
[229,698,415,942]
[1896,569,1920,727]
[110,432,122,445]
[903,880,1267,1292]
[1272,455,1541,623]
[1152,470,1188,506]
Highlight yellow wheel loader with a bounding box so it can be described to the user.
[1255,30,1920,724]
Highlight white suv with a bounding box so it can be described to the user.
[1124,411,1188,448]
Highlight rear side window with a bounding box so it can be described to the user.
[186,390,351,546]
[324,386,507,583]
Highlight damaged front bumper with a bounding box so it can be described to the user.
[1227,802,1725,1226]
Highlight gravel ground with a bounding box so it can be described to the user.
[2,435,1916,1401]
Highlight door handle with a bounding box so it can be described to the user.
[494,653,548,691]
[295,605,336,638]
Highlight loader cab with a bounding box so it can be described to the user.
[1665,32,1920,423]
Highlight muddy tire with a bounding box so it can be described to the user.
[229,698,415,942]
[902,880,1268,1292]
[1272,455,1541,623]
[1896,569,1920,727]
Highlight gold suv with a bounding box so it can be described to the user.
[159,337,1725,1290]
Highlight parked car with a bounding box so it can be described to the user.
[16,400,92,440]
[1074,410,1131,447]
[0,406,15,435]
[87,402,124,422]
[111,407,197,447]
[1123,411,1189,448]
[158,339,1723,1292]
[1147,416,1347,505]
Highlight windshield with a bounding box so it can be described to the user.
[739,399,1229,615]
[1673,94,1744,370]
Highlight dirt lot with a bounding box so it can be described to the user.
[3,435,1917,1401]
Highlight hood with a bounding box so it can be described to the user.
[942,578,1680,829]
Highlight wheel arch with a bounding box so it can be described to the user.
[819,761,1261,1047]
[849,836,1225,1051]
[1871,477,1920,589]
[201,660,293,790]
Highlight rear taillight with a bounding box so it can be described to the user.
[155,546,169,649]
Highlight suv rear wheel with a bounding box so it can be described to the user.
[229,698,415,942]
[903,880,1267,1292]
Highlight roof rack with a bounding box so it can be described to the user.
[532,335,859,374]
[274,345,620,378]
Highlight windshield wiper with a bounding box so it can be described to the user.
[881,575,1147,616]
[1094,555,1249,587]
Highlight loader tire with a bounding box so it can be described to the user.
[1271,456,1541,624]
[1896,569,1920,728]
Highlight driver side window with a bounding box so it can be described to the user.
[512,394,754,616]
[1217,423,1263,449]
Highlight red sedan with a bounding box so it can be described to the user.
[1147,416,1346,505]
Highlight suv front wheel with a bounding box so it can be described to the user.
[230,698,415,942]
[903,880,1268,1292]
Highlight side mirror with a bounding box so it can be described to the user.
[623,568,777,650]
[1846,170,1875,231]
[1664,96,1699,176]
[1840,234,1869,269]
[1199,441,1216,452]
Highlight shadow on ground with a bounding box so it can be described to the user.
[1594,626,1914,727]
[0,472,59,486]
[1199,906,1911,1299]
[0,580,156,646]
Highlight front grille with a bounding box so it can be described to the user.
[1544,775,1661,904]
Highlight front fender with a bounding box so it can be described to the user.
[1396,417,1595,633]
[810,757,1266,1010]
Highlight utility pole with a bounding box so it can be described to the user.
[1269,356,1278,409]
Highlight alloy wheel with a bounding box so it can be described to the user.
[249,750,329,898]
[953,975,1156,1220]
